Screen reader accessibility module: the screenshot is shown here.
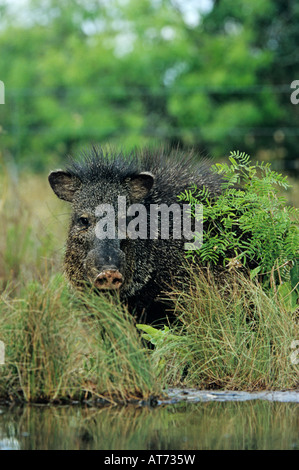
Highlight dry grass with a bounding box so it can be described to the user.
[147,267,299,390]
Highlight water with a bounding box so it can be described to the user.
[0,391,298,450]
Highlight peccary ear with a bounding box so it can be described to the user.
[48,170,82,202]
[128,171,154,201]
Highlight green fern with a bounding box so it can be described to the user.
[181,151,299,295]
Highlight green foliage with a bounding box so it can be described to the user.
[136,324,177,347]
[0,0,298,171]
[179,151,299,295]
[136,324,190,377]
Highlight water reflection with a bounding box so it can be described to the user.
[0,400,298,450]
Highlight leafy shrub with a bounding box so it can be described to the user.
[178,151,299,298]
[138,152,299,390]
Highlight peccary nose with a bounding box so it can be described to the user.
[94,269,123,290]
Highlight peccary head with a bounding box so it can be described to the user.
[49,147,223,323]
[48,151,154,297]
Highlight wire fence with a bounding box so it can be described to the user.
[1,84,299,172]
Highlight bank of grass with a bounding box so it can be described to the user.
[141,268,298,390]
[0,274,160,404]
[0,163,298,403]
[0,268,297,403]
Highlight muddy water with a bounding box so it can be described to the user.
[0,390,298,450]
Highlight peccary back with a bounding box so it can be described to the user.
[49,147,222,323]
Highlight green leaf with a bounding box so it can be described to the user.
[290,260,299,291]
[250,266,262,280]
[277,282,298,313]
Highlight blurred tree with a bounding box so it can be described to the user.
[0,0,298,173]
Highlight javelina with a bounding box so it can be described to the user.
[48,147,221,324]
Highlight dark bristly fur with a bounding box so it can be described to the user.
[49,146,222,324]
[66,147,218,192]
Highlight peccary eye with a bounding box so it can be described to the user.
[78,216,90,227]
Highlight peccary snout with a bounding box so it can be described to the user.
[95,269,123,290]
[84,240,125,291]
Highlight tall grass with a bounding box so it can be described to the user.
[145,267,299,390]
[0,274,160,403]
[0,158,65,292]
